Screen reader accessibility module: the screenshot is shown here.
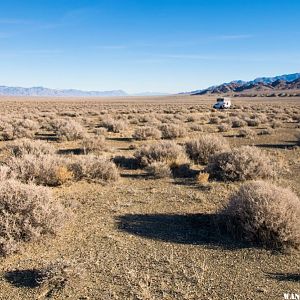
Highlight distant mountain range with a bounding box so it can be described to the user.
[0,86,128,97]
[191,73,300,96]
[0,86,171,97]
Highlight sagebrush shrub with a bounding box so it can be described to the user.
[100,117,127,133]
[145,162,171,178]
[238,128,256,139]
[185,135,230,164]
[81,135,106,153]
[0,180,65,256]
[245,118,260,127]
[52,119,86,141]
[134,141,188,167]
[1,119,39,141]
[0,166,15,181]
[258,127,274,135]
[207,146,277,181]
[231,117,247,128]
[218,123,231,132]
[160,124,187,139]
[69,155,119,182]
[271,120,282,129]
[132,127,162,140]
[7,138,55,157]
[7,154,71,186]
[221,181,300,250]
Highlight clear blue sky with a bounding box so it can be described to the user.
[0,0,299,93]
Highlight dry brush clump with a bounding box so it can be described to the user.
[258,127,274,135]
[207,146,277,181]
[231,117,247,128]
[145,162,172,178]
[134,141,189,167]
[185,134,230,165]
[1,119,39,141]
[132,126,162,140]
[99,117,127,133]
[6,154,72,186]
[217,123,231,132]
[159,124,187,139]
[80,135,106,153]
[6,138,55,157]
[69,155,119,182]
[52,119,86,141]
[0,180,65,256]
[221,181,300,251]
[238,128,256,139]
[0,165,15,181]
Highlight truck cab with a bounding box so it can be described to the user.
[213,97,231,109]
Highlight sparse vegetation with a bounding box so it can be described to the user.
[222,181,300,251]
[160,124,187,139]
[132,127,162,140]
[6,154,72,186]
[0,180,65,256]
[0,97,299,299]
[69,155,119,182]
[134,140,188,167]
[185,134,230,164]
[145,162,172,178]
[207,146,277,181]
[53,119,86,141]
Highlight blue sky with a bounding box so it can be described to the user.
[0,0,299,93]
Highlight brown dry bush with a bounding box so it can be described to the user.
[271,120,282,129]
[0,180,65,256]
[209,116,220,124]
[190,124,204,132]
[132,127,162,140]
[245,118,260,127]
[238,128,256,139]
[0,166,15,181]
[231,117,247,128]
[145,162,171,178]
[185,134,230,165]
[221,181,300,251]
[6,154,72,186]
[258,127,274,135]
[159,124,187,139]
[207,146,277,181]
[134,141,188,167]
[52,119,86,141]
[69,155,119,182]
[1,119,39,141]
[99,117,127,133]
[217,123,231,132]
[7,138,55,157]
[81,135,106,153]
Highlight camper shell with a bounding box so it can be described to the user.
[213,97,231,109]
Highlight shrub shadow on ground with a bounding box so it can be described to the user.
[266,272,300,282]
[116,213,249,250]
[57,148,85,155]
[4,269,42,288]
[255,143,296,149]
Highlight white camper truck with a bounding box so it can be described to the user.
[213,97,231,109]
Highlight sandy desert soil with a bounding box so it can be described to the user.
[0,95,299,300]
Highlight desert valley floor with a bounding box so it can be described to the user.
[0,95,299,300]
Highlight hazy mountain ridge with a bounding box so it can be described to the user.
[0,86,128,97]
[191,73,300,95]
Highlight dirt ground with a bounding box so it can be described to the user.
[0,95,299,300]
